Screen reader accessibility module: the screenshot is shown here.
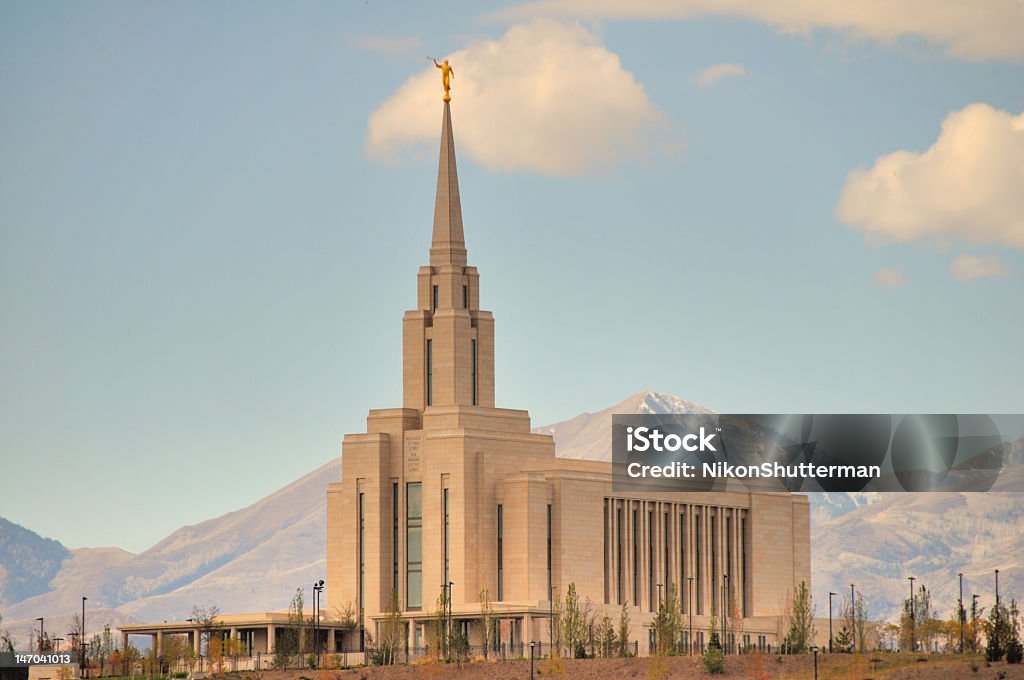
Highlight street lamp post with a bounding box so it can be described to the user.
[828,592,836,654]
[529,641,535,680]
[81,596,87,680]
[313,579,324,666]
[811,646,819,680]
[440,584,449,659]
[958,573,965,654]
[687,577,694,656]
[448,581,454,654]
[972,594,979,653]
[723,574,729,654]
[850,584,856,652]
[995,569,1000,608]
[907,577,915,653]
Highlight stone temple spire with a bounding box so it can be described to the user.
[430,100,468,267]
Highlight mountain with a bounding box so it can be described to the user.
[0,518,71,607]
[812,491,1024,620]
[1,459,336,640]
[533,390,715,461]
[1,391,1021,639]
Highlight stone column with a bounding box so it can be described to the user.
[121,631,129,653]
[328,629,336,654]
[192,629,200,655]
[266,627,274,654]
[155,631,163,656]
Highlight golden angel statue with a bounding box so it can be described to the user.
[433,58,454,102]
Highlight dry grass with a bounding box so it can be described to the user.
[214,653,1024,680]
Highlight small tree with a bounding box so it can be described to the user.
[0,612,14,654]
[449,626,470,666]
[1006,600,1022,664]
[432,587,448,660]
[595,614,616,658]
[549,593,563,657]
[98,625,115,675]
[703,612,724,673]
[617,603,631,657]
[854,591,869,652]
[834,625,853,652]
[121,642,141,680]
[479,588,495,659]
[274,589,304,668]
[190,604,222,656]
[161,633,188,672]
[378,590,403,665]
[985,600,1014,662]
[652,599,674,656]
[562,583,586,658]
[783,581,815,654]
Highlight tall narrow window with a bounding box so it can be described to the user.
[392,482,399,594]
[432,285,438,311]
[632,508,639,606]
[407,483,423,609]
[695,514,702,615]
[679,512,687,613]
[741,516,749,618]
[711,515,718,615]
[664,511,670,596]
[603,500,609,604]
[462,285,468,309]
[471,339,477,405]
[648,509,655,611]
[616,507,623,605]
[358,493,365,613]
[426,340,433,406]
[443,487,450,586]
[497,504,504,600]
[726,515,732,616]
[546,504,553,600]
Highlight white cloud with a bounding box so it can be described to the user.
[835,103,1024,250]
[696,63,745,87]
[949,255,1009,281]
[873,266,906,288]
[486,0,1024,62]
[364,20,666,176]
[351,35,422,57]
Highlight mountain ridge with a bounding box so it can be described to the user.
[2,391,1021,641]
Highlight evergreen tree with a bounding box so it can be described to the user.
[1006,600,1022,664]
[986,599,1023,664]
[703,612,724,673]
[834,625,853,652]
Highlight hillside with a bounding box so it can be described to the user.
[2,391,1021,640]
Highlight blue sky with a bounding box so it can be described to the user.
[2,1,1022,553]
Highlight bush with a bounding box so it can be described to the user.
[702,645,725,674]
[1007,640,1023,664]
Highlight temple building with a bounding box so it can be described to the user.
[326,99,811,656]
